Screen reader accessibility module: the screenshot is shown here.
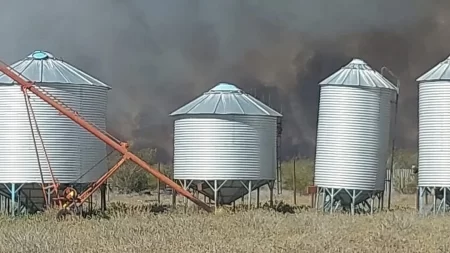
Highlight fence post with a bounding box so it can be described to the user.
[157,163,161,205]
[293,159,297,205]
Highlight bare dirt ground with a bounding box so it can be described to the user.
[0,190,446,253]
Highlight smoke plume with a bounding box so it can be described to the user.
[0,0,449,161]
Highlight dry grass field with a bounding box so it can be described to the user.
[0,191,448,253]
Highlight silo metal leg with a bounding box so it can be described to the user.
[322,188,326,212]
[418,186,426,215]
[100,183,106,212]
[417,186,421,212]
[10,184,15,216]
[214,180,218,213]
[183,180,188,214]
[6,183,24,216]
[248,181,252,209]
[268,181,274,208]
[370,196,374,215]
[330,188,334,214]
[47,188,51,207]
[314,187,320,211]
[442,187,448,213]
[256,187,260,208]
[433,187,437,215]
[351,190,355,215]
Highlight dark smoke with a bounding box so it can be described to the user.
[0,0,449,162]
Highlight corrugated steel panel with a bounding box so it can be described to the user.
[375,91,396,191]
[377,91,398,191]
[314,86,394,191]
[173,115,277,180]
[418,81,450,187]
[0,50,111,88]
[417,56,450,82]
[0,84,108,183]
[170,82,282,117]
[320,59,399,92]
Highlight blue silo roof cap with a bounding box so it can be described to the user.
[210,82,241,92]
[31,50,51,60]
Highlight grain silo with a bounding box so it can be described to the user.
[0,50,111,214]
[170,82,282,209]
[417,55,450,214]
[314,59,398,214]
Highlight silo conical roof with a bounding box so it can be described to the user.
[416,56,450,82]
[0,50,110,88]
[319,58,398,92]
[170,82,282,117]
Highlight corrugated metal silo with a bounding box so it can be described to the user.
[0,50,111,184]
[314,59,398,211]
[170,82,282,205]
[417,55,450,213]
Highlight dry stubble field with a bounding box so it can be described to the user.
[0,191,448,253]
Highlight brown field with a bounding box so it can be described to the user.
[0,191,448,253]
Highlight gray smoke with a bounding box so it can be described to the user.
[0,0,449,161]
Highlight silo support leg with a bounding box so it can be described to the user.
[314,187,321,211]
[322,188,327,212]
[47,188,51,207]
[416,186,420,212]
[181,180,193,213]
[256,187,260,208]
[4,183,24,216]
[268,181,274,208]
[418,186,431,215]
[433,187,437,215]
[214,181,218,212]
[330,188,334,214]
[10,184,14,216]
[370,196,374,215]
[239,181,254,210]
[351,190,355,215]
[248,181,252,209]
[444,188,447,213]
[204,180,227,213]
[100,184,106,212]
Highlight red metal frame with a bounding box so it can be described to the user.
[0,61,212,213]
